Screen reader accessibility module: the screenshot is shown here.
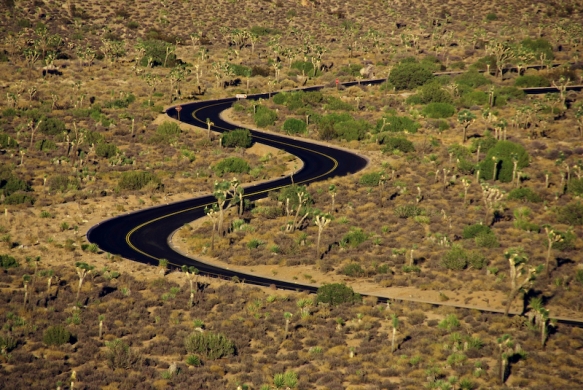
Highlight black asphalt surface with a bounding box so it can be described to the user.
[87,93,368,291]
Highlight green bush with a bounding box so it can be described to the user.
[43,325,71,346]
[1,176,30,196]
[95,143,118,158]
[479,140,529,182]
[105,339,141,369]
[316,112,353,140]
[250,26,279,36]
[457,159,476,175]
[568,178,583,196]
[213,157,250,176]
[104,94,136,109]
[514,75,551,88]
[138,39,178,67]
[507,187,542,202]
[0,254,19,269]
[39,117,66,135]
[276,185,311,209]
[552,229,577,251]
[0,133,18,148]
[272,93,287,105]
[382,137,415,153]
[334,119,369,141]
[84,130,105,145]
[118,171,160,191]
[493,87,525,107]
[470,135,497,154]
[441,245,468,270]
[254,105,277,127]
[48,175,80,192]
[291,60,318,76]
[459,90,488,107]
[340,64,363,76]
[35,139,56,151]
[455,70,492,88]
[151,121,181,144]
[4,192,35,205]
[341,228,368,248]
[485,13,497,21]
[324,97,355,111]
[316,283,361,305]
[416,83,453,104]
[342,263,365,277]
[389,62,434,90]
[222,129,252,148]
[474,231,499,248]
[422,103,455,118]
[462,224,492,239]
[228,63,251,77]
[359,172,382,187]
[394,204,423,218]
[282,118,307,135]
[184,332,235,360]
[557,202,583,226]
[467,252,488,270]
[374,115,420,134]
[521,38,554,61]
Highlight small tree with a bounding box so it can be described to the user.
[75,262,94,303]
[529,297,550,349]
[283,312,292,339]
[22,274,31,307]
[575,105,583,138]
[205,204,219,250]
[504,248,541,316]
[314,214,331,260]
[497,334,516,384]
[206,118,214,139]
[158,258,169,277]
[390,314,399,353]
[182,265,199,308]
[98,315,105,340]
[457,110,476,143]
[213,179,239,236]
[543,226,563,279]
[481,184,504,225]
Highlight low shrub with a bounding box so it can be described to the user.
[382,137,415,153]
[222,129,252,148]
[118,171,160,191]
[48,175,80,192]
[479,140,529,183]
[316,283,361,305]
[151,121,181,144]
[568,178,583,196]
[0,133,18,148]
[342,263,365,277]
[394,204,423,218]
[35,139,56,151]
[514,75,551,88]
[213,157,250,176]
[374,115,420,134]
[0,254,19,269]
[39,117,66,135]
[43,325,71,346]
[105,339,142,369]
[462,224,491,239]
[359,172,382,187]
[334,119,369,141]
[184,332,235,360]
[441,245,468,270]
[95,143,118,158]
[507,187,542,202]
[341,228,368,248]
[282,118,307,135]
[474,232,499,248]
[4,192,35,205]
[254,105,277,127]
[389,62,434,90]
[422,102,455,118]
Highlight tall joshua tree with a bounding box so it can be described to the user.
[75,262,94,304]
[213,179,239,236]
[458,110,476,143]
[543,226,563,279]
[182,265,199,308]
[390,314,399,353]
[205,204,219,250]
[314,214,331,260]
[504,248,541,316]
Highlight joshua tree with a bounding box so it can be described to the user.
[504,248,541,316]
[28,119,42,149]
[575,105,583,138]
[22,274,31,307]
[328,184,337,208]
[167,65,190,103]
[481,184,504,225]
[158,258,169,277]
[98,315,105,340]
[543,226,563,279]
[486,40,515,80]
[205,204,219,250]
[296,298,313,319]
[461,178,471,206]
[390,313,399,353]
[551,76,570,110]
[283,312,293,339]
[285,188,310,233]
[457,110,476,143]
[206,118,214,139]
[314,214,331,260]
[75,262,94,303]
[528,297,550,349]
[213,179,240,236]
[182,265,199,307]
[497,334,520,384]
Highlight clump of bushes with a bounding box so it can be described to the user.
[422,102,455,118]
[0,133,18,148]
[282,118,307,135]
[39,117,66,135]
[118,171,160,191]
[441,245,487,270]
[35,139,57,151]
[341,228,369,248]
[105,339,142,369]
[382,137,415,153]
[254,105,277,127]
[48,175,80,192]
[342,263,365,277]
[184,332,235,360]
[462,224,492,239]
[507,187,542,202]
[394,204,423,218]
[95,143,118,158]
[1,254,19,269]
[213,157,250,176]
[479,140,529,182]
[43,325,71,346]
[557,202,583,226]
[138,39,178,67]
[334,119,369,141]
[151,121,181,144]
[359,172,383,187]
[222,129,252,148]
[388,61,434,90]
[316,283,361,305]
[568,178,583,197]
[374,115,420,134]
[514,75,550,88]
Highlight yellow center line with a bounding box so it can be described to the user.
[126,100,339,265]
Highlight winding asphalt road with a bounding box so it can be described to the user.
[87,91,368,291]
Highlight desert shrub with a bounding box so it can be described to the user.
[184,332,235,360]
[469,135,497,154]
[272,93,286,105]
[43,325,71,346]
[95,143,118,158]
[479,140,529,182]
[0,333,17,354]
[342,263,365,277]
[291,60,318,76]
[334,119,369,141]
[35,139,56,151]
[474,232,499,248]
[340,63,363,76]
[4,192,35,205]
[462,224,491,239]
[105,339,142,369]
[467,252,487,269]
[514,75,551,88]
[374,115,420,134]
[1,176,30,196]
[118,171,160,191]
[250,26,279,36]
[0,254,19,269]
[448,144,472,159]
[185,355,201,366]
[315,112,353,140]
[382,137,415,153]
[251,66,270,77]
[514,219,540,232]
[507,187,542,202]
[389,62,434,90]
[568,178,583,196]
[222,129,252,148]
[39,117,66,135]
[485,12,497,21]
[84,130,105,145]
[441,245,468,270]
[416,82,453,104]
[341,228,368,248]
[455,69,492,88]
[282,118,307,135]
[48,175,80,192]
[0,133,18,148]
[493,87,524,107]
[459,90,488,107]
[104,94,135,109]
[394,204,423,218]
[521,38,554,61]
[151,121,181,144]
[213,157,250,176]
[138,39,178,67]
[359,172,382,187]
[438,314,460,331]
[325,97,354,111]
[472,55,497,72]
[551,229,577,251]
[254,105,277,127]
[316,283,361,305]
[457,159,476,175]
[276,185,311,209]
[422,102,455,118]
[228,63,251,77]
